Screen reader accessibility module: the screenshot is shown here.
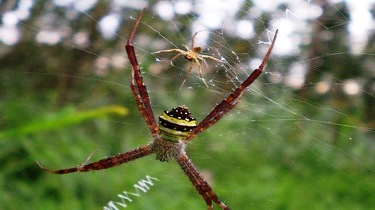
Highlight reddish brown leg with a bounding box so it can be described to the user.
[125,8,160,138]
[176,153,230,210]
[183,29,278,143]
[37,144,153,174]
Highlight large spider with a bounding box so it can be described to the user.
[37,9,278,210]
[153,30,223,88]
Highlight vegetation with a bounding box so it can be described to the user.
[0,1,374,209]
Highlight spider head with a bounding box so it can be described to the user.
[193,46,202,53]
[158,105,197,142]
[184,47,202,61]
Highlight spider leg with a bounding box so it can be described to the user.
[190,31,199,49]
[152,49,186,67]
[199,54,223,63]
[125,9,159,138]
[37,144,153,174]
[183,29,278,143]
[192,57,208,87]
[176,153,230,210]
[170,52,183,64]
[183,44,190,52]
[180,61,196,89]
[197,56,210,68]
[153,48,186,55]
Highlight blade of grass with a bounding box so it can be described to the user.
[0,105,128,139]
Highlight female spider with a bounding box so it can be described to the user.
[37,9,278,210]
[153,30,223,88]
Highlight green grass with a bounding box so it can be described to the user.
[1,64,374,210]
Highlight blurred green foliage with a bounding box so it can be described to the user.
[0,1,374,210]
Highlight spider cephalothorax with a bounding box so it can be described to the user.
[184,46,202,61]
[37,9,278,210]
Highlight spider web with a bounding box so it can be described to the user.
[1,0,374,209]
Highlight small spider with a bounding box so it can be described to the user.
[153,30,223,88]
[37,9,278,210]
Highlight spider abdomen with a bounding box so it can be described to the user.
[151,138,185,161]
[158,105,196,142]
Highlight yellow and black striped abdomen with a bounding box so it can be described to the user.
[159,105,196,142]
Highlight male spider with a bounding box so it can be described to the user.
[37,9,278,210]
[153,30,222,88]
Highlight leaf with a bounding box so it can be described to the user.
[0,105,128,139]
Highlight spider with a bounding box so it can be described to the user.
[37,9,278,210]
[153,30,223,88]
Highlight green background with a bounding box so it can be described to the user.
[1,1,374,210]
